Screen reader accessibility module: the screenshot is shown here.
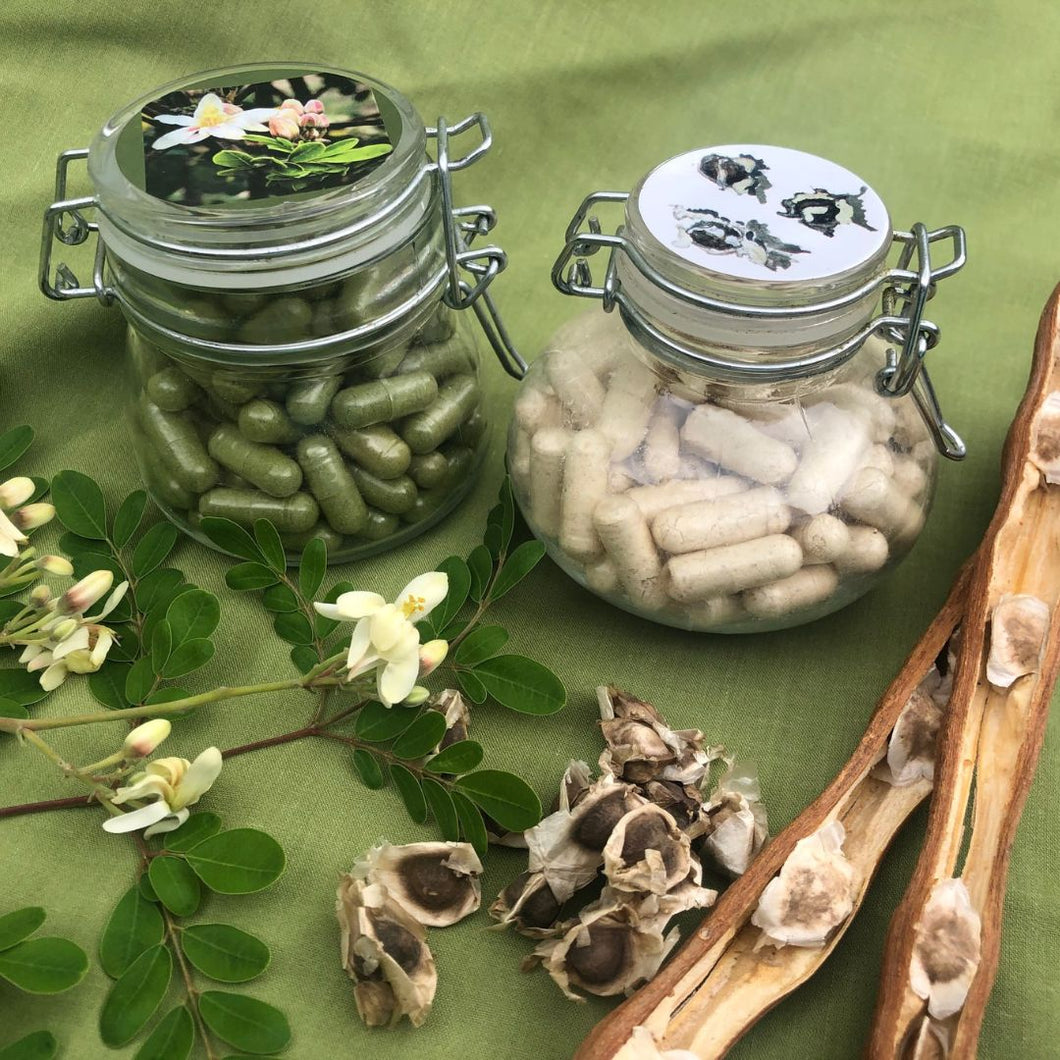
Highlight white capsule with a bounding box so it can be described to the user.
[545,310,630,380]
[559,430,611,561]
[791,513,851,564]
[841,467,924,543]
[681,405,798,485]
[786,405,872,516]
[510,428,532,489]
[597,362,658,461]
[608,466,637,493]
[514,384,563,433]
[641,404,683,482]
[652,486,790,554]
[810,384,897,442]
[594,495,668,610]
[743,565,840,618]
[544,350,606,428]
[892,456,929,500]
[682,594,746,628]
[627,476,746,521]
[834,525,890,574]
[529,427,570,538]
[584,557,620,594]
[860,443,895,477]
[667,535,803,601]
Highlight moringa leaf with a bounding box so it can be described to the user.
[489,540,546,601]
[389,764,427,824]
[181,924,270,983]
[450,789,488,856]
[99,888,164,978]
[166,590,220,646]
[0,426,33,473]
[225,562,278,592]
[131,522,179,578]
[161,639,215,679]
[298,537,327,600]
[0,1031,58,1060]
[125,657,157,705]
[425,740,484,776]
[148,856,201,918]
[112,490,148,549]
[132,1005,194,1060]
[453,770,542,833]
[162,812,222,853]
[352,748,385,790]
[0,908,45,952]
[51,470,107,539]
[456,668,487,705]
[199,517,265,563]
[253,520,286,573]
[354,702,420,743]
[198,991,291,1055]
[472,655,566,715]
[89,661,132,710]
[185,830,285,895]
[453,625,509,668]
[390,711,447,760]
[421,778,460,841]
[0,937,88,994]
[466,544,493,602]
[98,944,172,1046]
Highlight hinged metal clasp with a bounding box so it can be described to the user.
[426,114,526,380]
[38,149,115,306]
[874,223,967,459]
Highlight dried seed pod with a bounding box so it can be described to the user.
[557,759,594,813]
[750,820,858,948]
[336,876,437,1027]
[603,803,694,895]
[525,774,647,901]
[428,688,470,750]
[489,870,566,937]
[597,686,711,786]
[1031,390,1060,482]
[604,874,717,921]
[700,760,770,877]
[616,1025,701,1060]
[880,686,944,787]
[909,878,982,1019]
[527,901,680,1001]
[640,779,707,837]
[356,842,483,927]
[985,593,1051,689]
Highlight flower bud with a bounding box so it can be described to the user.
[29,584,52,606]
[0,477,35,509]
[59,570,114,614]
[35,555,74,576]
[304,99,325,113]
[269,111,301,139]
[279,98,305,115]
[124,719,171,757]
[299,112,330,129]
[418,639,448,677]
[49,617,80,642]
[404,686,430,706]
[13,503,55,531]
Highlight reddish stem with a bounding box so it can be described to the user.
[0,795,95,819]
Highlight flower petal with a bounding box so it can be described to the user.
[378,651,420,708]
[52,626,90,661]
[330,591,386,621]
[312,602,343,621]
[345,617,375,674]
[152,127,197,150]
[371,605,406,653]
[112,776,172,805]
[101,800,172,834]
[238,107,282,125]
[173,747,223,808]
[397,572,449,621]
[39,662,68,691]
[95,581,130,619]
[154,114,197,126]
[144,808,190,838]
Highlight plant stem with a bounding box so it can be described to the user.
[19,729,123,814]
[0,795,94,819]
[222,726,320,759]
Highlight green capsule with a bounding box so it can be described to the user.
[199,488,319,533]
[407,451,449,489]
[440,445,476,489]
[210,370,261,405]
[349,467,417,515]
[239,399,302,444]
[331,371,438,429]
[236,297,314,344]
[332,424,411,479]
[296,435,369,534]
[280,522,345,552]
[200,392,243,424]
[220,468,252,489]
[138,438,197,510]
[220,291,268,316]
[130,334,168,382]
[455,405,487,448]
[357,345,408,380]
[139,398,219,493]
[360,507,401,541]
[401,489,449,524]
[399,374,480,454]
[415,303,456,345]
[173,297,234,340]
[399,337,472,379]
[207,423,303,498]
[145,367,200,412]
[310,300,335,338]
[287,376,343,425]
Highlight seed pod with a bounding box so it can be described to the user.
[985,593,1051,689]
[750,820,858,948]
[489,870,565,938]
[287,375,343,425]
[908,877,982,1020]
[1031,390,1060,482]
[557,760,593,814]
[602,803,693,895]
[335,875,436,1028]
[597,686,712,786]
[641,779,707,837]
[355,842,483,928]
[700,760,770,877]
[526,900,679,1001]
[620,1025,707,1060]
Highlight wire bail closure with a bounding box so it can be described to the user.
[551,192,967,459]
[39,116,526,380]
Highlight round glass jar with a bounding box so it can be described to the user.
[508,145,967,632]
[40,63,525,561]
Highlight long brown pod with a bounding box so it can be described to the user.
[867,284,1060,1057]
[575,566,969,1060]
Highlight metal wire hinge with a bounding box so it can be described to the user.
[427,114,526,379]
[39,149,115,305]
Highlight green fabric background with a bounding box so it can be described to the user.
[2,1,1057,1057]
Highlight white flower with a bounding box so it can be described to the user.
[313,573,449,707]
[0,476,35,509]
[153,92,279,150]
[103,748,223,836]
[0,508,27,558]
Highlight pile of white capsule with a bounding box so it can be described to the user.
[508,313,934,631]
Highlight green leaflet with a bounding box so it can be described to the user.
[453,769,542,832]
[148,857,201,918]
[180,924,270,983]
[185,829,286,895]
[0,1031,58,1060]
[98,945,172,1047]
[132,1005,194,1060]
[0,908,46,952]
[99,888,165,979]
[198,991,291,1055]
[0,937,89,994]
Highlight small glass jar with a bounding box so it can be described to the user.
[40,63,525,561]
[508,144,966,632]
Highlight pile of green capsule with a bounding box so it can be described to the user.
[129,307,487,557]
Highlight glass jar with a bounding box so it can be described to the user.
[508,144,966,632]
[40,63,525,561]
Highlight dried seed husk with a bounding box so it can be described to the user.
[489,869,566,937]
[527,900,680,1001]
[985,593,1051,689]
[558,759,594,813]
[603,803,694,896]
[356,842,482,928]
[908,878,982,1020]
[336,876,437,1028]
[1031,390,1060,483]
[700,760,770,877]
[751,821,858,949]
[428,688,471,750]
[641,779,707,837]
[878,685,945,788]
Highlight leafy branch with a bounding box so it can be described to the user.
[214,135,392,191]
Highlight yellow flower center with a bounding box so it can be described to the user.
[401,594,426,617]
[196,100,230,129]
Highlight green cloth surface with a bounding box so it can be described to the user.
[2,1,1058,1057]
